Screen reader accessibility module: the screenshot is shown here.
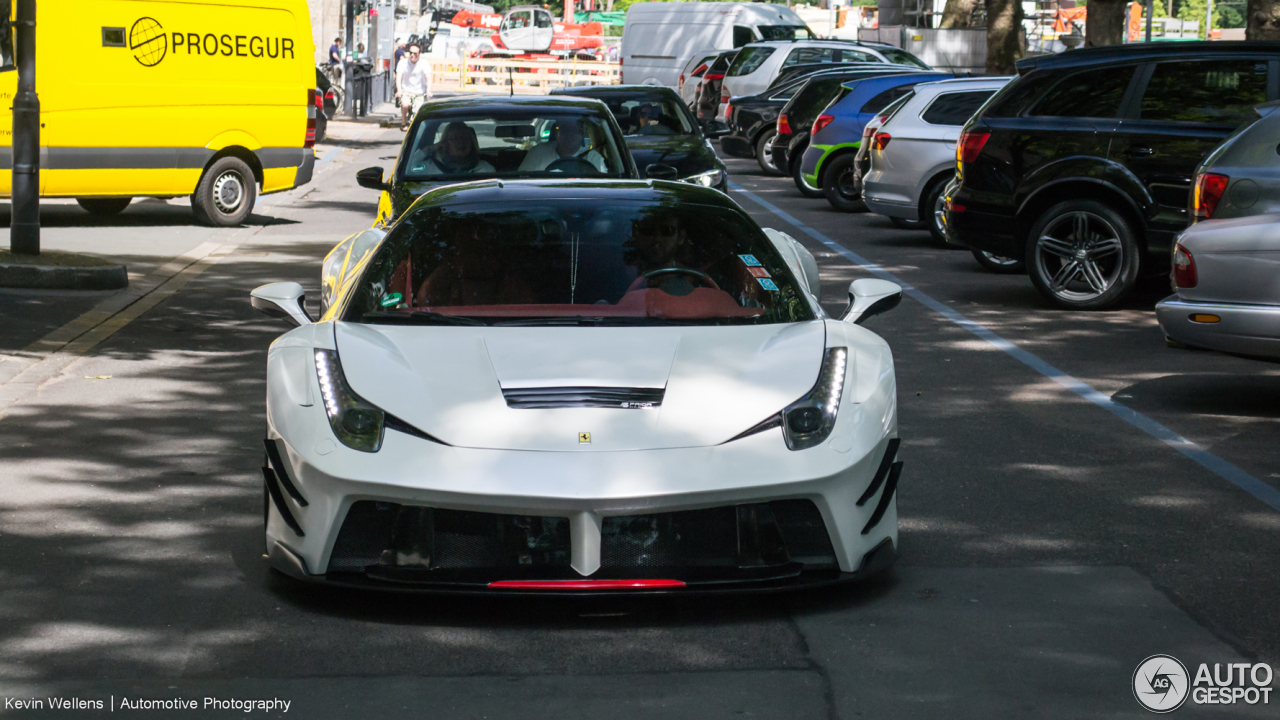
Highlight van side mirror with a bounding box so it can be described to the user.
[702,120,731,138]
[645,163,679,181]
[251,282,312,327]
[842,279,902,325]
[356,166,390,191]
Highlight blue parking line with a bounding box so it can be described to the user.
[729,181,1280,515]
[318,148,339,164]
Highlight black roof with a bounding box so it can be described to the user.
[1016,41,1280,73]
[415,94,613,118]
[406,178,742,215]
[551,85,682,101]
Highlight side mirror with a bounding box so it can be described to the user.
[251,282,313,327]
[645,163,680,181]
[702,120,731,138]
[842,278,902,325]
[355,166,390,191]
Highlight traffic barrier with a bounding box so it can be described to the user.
[428,57,619,94]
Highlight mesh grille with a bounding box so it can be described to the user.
[327,501,398,571]
[601,507,739,568]
[772,499,837,567]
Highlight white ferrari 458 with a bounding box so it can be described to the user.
[251,179,904,592]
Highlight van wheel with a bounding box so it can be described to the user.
[1026,199,1139,309]
[192,157,257,227]
[76,198,132,216]
[756,131,783,176]
[822,154,865,212]
[791,148,824,199]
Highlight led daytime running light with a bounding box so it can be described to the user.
[314,349,386,453]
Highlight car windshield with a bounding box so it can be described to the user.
[399,112,628,182]
[587,93,696,136]
[876,47,931,70]
[345,199,816,326]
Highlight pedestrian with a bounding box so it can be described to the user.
[356,42,366,61]
[328,37,341,65]
[393,38,407,69]
[396,43,433,131]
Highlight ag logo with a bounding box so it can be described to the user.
[130,17,167,67]
[1134,655,1190,713]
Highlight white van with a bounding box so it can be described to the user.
[620,2,813,88]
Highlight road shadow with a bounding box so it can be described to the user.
[0,202,302,229]
[1113,372,1280,418]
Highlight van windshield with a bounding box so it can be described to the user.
[759,25,816,41]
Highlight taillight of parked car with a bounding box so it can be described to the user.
[957,131,990,165]
[305,89,316,149]
[777,113,791,134]
[873,132,891,150]
[1193,173,1229,221]
[812,114,834,135]
[678,74,685,92]
[705,72,724,82]
[1173,245,1197,288]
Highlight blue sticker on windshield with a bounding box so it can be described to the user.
[757,278,779,292]
[739,254,762,267]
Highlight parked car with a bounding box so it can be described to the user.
[862,77,1010,243]
[1156,213,1280,360]
[695,50,739,125]
[252,179,906,592]
[552,85,730,191]
[678,49,721,109]
[832,94,914,214]
[721,66,916,176]
[720,40,929,119]
[946,42,1280,309]
[620,2,813,88]
[355,95,639,227]
[1187,99,1280,224]
[314,68,332,144]
[784,72,947,198]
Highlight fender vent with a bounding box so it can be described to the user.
[502,386,664,409]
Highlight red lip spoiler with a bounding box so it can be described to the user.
[488,579,686,590]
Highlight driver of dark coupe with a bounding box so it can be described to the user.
[519,118,608,173]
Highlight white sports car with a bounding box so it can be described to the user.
[251,179,904,592]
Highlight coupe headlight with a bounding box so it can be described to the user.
[727,347,848,450]
[684,169,725,188]
[314,349,385,453]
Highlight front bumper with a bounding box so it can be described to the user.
[1155,296,1280,360]
[263,419,902,593]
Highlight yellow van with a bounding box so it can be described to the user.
[0,0,316,226]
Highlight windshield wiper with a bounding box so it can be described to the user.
[362,310,488,326]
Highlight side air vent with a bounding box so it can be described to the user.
[502,386,664,409]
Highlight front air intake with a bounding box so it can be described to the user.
[501,386,664,409]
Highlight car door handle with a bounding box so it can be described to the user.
[1126,146,1154,158]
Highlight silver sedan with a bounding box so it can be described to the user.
[1156,213,1280,360]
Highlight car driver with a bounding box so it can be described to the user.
[519,118,607,174]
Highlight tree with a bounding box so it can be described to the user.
[938,0,979,27]
[1085,0,1128,44]
[985,0,1024,74]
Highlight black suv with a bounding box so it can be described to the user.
[946,42,1280,309]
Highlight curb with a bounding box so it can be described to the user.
[0,260,129,290]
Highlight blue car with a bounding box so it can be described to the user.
[796,72,947,203]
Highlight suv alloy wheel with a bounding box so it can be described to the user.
[823,153,864,212]
[1026,200,1140,309]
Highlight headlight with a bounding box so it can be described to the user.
[684,169,725,188]
[314,349,385,452]
[727,347,848,450]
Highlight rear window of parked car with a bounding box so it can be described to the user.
[788,78,848,119]
[921,90,997,125]
[728,47,776,76]
[1140,60,1268,125]
[860,84,919,114]
[1030,66,1135,118]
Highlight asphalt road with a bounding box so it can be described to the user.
[0,126,1277,720]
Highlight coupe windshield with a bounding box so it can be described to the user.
[399,112,628,181]
[345,200,816,326]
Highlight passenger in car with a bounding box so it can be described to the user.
[518,118,608,173]
[417,122,496,175]
[635,104,675,136]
